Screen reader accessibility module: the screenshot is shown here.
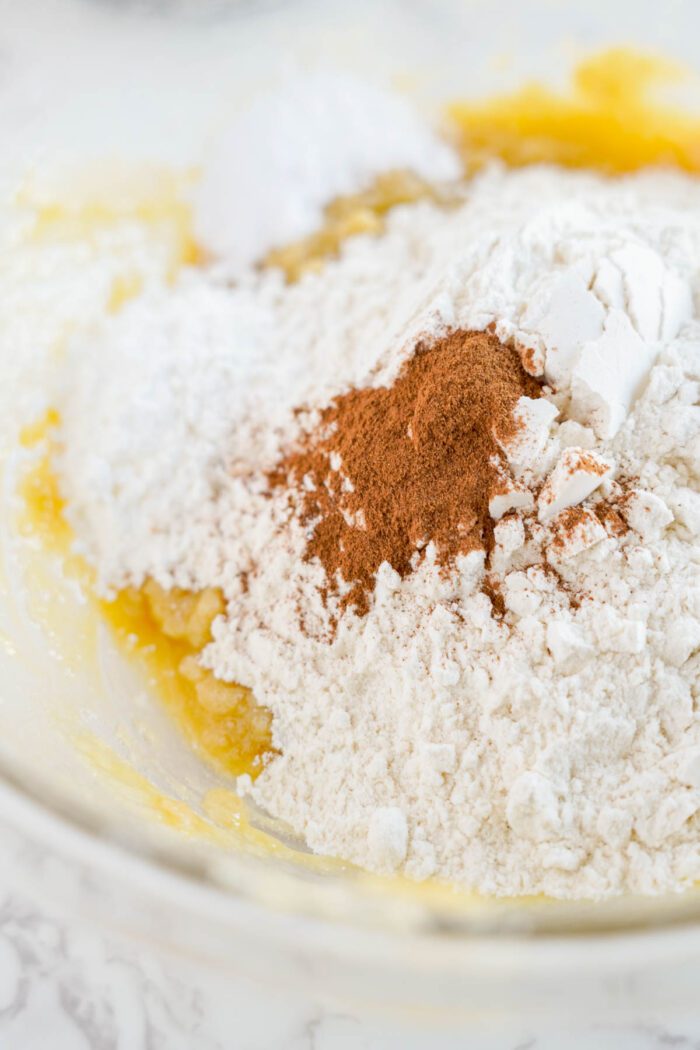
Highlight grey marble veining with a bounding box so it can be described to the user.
[0,869,699,1049]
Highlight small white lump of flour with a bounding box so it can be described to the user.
[55,151,700,900]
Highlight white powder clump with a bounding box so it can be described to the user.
[192,71,461,276]
[57,163,700,899]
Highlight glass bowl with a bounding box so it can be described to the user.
[1,0,699,1036]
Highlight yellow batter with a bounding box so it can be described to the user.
[450,49,700,173]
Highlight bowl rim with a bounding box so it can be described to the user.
[1,746,700,954]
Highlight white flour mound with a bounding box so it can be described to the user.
[58,164,700,899]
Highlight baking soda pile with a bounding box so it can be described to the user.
[56,91,700,898]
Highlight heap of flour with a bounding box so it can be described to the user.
[58,162,700,899]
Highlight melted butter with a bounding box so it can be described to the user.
[264,169,443,281]
[19,446,72,554]
[449,49,700,174]
[101,585,274,778]
[76,736,240,839]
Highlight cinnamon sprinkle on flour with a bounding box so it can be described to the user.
[271,329,540,616]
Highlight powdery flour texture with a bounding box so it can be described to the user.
[58,164,700,899]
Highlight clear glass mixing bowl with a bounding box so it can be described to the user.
[1,0,699,1032]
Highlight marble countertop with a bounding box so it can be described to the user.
[0,852,698,1049]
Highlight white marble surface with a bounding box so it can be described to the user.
[0,846,698,1050]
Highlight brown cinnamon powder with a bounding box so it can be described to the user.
[271,329,541,616]
[548,506,592,551]
[549,499,630,553]
[595,500,630,537]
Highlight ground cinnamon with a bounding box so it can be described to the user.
[271,329,541,616]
